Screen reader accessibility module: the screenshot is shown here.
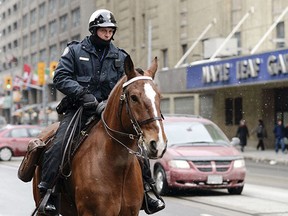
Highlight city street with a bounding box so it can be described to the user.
[1,157,288,216]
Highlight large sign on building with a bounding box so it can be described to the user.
[187,48,288,90]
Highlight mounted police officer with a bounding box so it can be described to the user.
[38,9,165,215]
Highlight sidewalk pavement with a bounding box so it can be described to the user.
[241,146,288,165]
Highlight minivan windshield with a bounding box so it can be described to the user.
[164,121,230,146]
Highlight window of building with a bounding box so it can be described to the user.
[39,25,46,41]
[31,52,37,66]
[235,31,242,55]
[49,20,57,37]
[181,44,188,64]
[39,49,46,61]
[30,30,37,45]
[49,44,57,61]
[13,3,17,12]
[276,21,285,48]
[48,0,57,12]
[39,2,46,20]
[162,48,168,68]
[13,40,18,48]
[30,8,37,25]
[23,13,28,28]
[13,21,17,30]
[72,7,80,27]
[23,35,28,49]
[225,97,243,125]
[60,14,68,32]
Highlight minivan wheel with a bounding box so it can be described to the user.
[228,186,244,195]
[0,147,13,161]
[154,166,169,195]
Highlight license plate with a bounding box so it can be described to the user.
[207,175,223,184]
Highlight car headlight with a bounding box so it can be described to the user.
[233,159,245,168]
[168,160,190,169]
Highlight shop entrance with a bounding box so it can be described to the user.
[275,88,288,127]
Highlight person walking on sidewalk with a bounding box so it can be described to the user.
[255,119,267,151]
[236,119,249,152]
[273,119,285,154]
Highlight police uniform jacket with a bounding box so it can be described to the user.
[53,36,127,104]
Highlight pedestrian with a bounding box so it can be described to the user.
[37,9,164,215]
[236,119,249,152]
[255,119,267,151]
[284,124,288,152]
[273,119,285,154]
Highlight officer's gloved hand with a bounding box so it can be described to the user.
[95,100,107,116]
[80,93,99,109]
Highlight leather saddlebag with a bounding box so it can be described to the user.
[18,138,46,182]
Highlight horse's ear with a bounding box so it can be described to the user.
[146,57,158,79]
[124,55,137,80]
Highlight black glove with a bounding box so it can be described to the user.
[95,100,107,116]
[79,93,99,109]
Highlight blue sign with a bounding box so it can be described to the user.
[187,48,288,90]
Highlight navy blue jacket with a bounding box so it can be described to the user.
[53,36,127,102]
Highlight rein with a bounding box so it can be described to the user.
[102,76,163,158]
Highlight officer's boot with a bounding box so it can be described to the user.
[140,157,165,214]
[143,182,165,214]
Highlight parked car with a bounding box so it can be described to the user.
[0,116,7,129]
[0,124,44,161]
[151,115,246,195]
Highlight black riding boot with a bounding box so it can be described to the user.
[140,157,165,214]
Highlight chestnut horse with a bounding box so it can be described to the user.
[32,55,167,216]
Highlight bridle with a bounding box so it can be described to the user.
[101,76,163,157]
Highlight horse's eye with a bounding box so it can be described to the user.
[130,95,138,102]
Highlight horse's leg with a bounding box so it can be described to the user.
[119,161,143,216]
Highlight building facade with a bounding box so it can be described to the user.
[1,0,288,148]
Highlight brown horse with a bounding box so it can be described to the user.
[32,55,167,216]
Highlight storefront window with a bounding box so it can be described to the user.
[225,97,242,125]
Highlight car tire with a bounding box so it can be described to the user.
[154,166,169,195]
[0,147,13,161]
[228,186,244,195]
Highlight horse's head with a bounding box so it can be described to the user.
[108,55,167,159]
[121,55,167,159]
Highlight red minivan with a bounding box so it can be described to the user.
[151,115,246,195]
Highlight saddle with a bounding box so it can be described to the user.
[18,114,100,183]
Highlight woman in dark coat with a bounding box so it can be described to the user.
[236,119,249,152]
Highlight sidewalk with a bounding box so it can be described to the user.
[241,146,288,165]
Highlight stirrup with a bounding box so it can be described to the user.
[38,187,60,215]
[38,188,53,214]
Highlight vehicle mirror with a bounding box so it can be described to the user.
[231,137,240,146]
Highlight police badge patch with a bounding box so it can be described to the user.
[62,47,69,56]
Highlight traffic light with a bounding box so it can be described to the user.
[4,76,12,90]
[37,62,46,85]
[49,61,58,78]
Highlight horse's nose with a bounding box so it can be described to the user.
[150,140,157,154]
